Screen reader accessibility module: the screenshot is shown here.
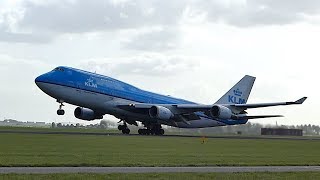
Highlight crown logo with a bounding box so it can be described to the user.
[87,78,94,83]
[233,88,242,97]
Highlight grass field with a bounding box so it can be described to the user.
[0,126,119,134]
[1,172,320,180]
[2,126,320,139]
[0,131,320,167]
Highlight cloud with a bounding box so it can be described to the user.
[19,0,186,32]
[0,54,55,121]
[193,0,320,27]
[0,0,188,43]
[2,0,320,43]
[78,53,198,77]
[123,26,180,51]
[0,31,52,43]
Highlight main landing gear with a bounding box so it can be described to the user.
[57,100,65,115]
[118,122,130,134]
[116,120,164,135]
[138,124,164,136]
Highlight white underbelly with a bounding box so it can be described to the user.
[36,82,148,118]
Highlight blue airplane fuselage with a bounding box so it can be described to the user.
[35,66,247,128]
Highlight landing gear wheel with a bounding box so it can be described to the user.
[118,125,125,131]
[146,130,150,135]
[56,100,65,116]
[150,130,155,135]
[57,109,65,115]
[159,129,164,135]
[122,128,130,134]
[138,129,148,135]
[118,121,130,134]
[139,123,164,135]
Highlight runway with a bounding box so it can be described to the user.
[1,130,320,141]
[1,166,320,174]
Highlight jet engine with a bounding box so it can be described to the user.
[210,105,233,119]
[149,106,174,120]
[74,107,103,121]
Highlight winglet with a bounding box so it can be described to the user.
[295,97,307,104]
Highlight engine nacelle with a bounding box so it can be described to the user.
[210,105,233,119]
[74,107,103,121]
[149,106,174,120]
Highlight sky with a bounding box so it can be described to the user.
[0,0,318,126]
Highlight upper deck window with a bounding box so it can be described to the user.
[53,67,64,72]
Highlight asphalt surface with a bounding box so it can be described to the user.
[1,166,320,174]
[1,130,320,141]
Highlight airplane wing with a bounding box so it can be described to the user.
[175,97,307,111]
[117,97,307,121]
[117,103,207,114]
[117,97,307,112]
[115,74,307,124]
[230,97,307,109]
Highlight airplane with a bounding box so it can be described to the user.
[35,66,307,135]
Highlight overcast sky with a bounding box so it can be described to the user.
[0,0,318,125]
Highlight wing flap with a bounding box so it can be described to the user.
[233,115,283,120]
[117,104,152,114]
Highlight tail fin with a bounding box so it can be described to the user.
[215,75,256,104]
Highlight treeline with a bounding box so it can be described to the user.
[166,122,320,136]
[51,120,118,129]
[52,120,320,136]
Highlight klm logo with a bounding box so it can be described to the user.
[228,88,246,104]
[85,78,98,88]
[233,88,242,97]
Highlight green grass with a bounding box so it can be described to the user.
[2,126,320,139]
[0,133,320,167]
[1,172,320,180]
[0,126,119,134]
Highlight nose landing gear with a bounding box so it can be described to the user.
[57,100,65,115]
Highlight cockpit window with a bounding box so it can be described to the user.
[53,67,64,72]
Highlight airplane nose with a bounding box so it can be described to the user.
[35,74,47,84]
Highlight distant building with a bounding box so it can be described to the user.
[36,122,46,125]
[261,128,303,136]
[3,119,18,123]
[0,119,49,127]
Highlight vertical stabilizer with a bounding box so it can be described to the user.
[215,75,256,104]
